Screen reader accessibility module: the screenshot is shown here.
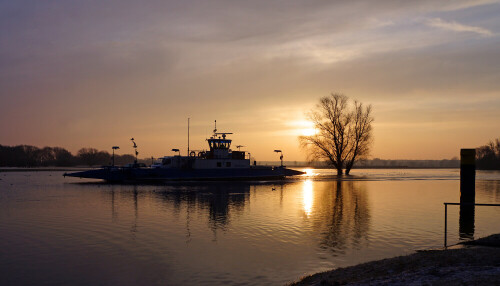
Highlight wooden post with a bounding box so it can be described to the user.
[460,149,476,203]
[459,149,475,239]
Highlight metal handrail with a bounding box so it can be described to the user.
[443,202,500,247]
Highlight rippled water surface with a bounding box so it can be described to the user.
[1,169,500,285]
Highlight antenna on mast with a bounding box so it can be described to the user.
[131,138,138,164]
[213,120,217,134]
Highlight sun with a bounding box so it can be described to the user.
[300,127,317,136]
[299,120,317,136]
[288,119,318,136]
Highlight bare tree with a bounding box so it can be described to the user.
[299,93,374,175]
[476,138,500,170]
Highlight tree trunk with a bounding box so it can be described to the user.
[337,167,343,175]
[345,162,353,175]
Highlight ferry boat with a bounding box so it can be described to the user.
[64,122,304,182]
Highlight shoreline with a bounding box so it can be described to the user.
[0,166,462,172]
[289,234,500,285]
[0,167,93,172]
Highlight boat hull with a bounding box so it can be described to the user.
[64,166,304,182]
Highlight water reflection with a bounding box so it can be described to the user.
[107,185,140,237]
[302,180,313,216]
[303,168,315,177]
[459,180,500,240]
[480,180,500,200]
[110,187,118,222]
[459,204,475,240]
[65,173,498,284]
[102,180,372,252]
[131,186,138,236]
[3,170,500,286]
[153,183,252,232]
[307,180,371,254]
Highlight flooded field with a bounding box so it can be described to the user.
[1,169,499,285]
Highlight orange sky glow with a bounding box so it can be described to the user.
[1,1,499,161]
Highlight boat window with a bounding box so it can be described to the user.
[217,162,222,167]
[226,162,231,167]
[208,139,232,149]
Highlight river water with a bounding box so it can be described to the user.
[1,169,499,285]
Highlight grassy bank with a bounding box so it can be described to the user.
[290,234,500,285]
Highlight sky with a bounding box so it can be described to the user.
[1,0,499,161]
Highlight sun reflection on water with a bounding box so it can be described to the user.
[303,179,314,217]
[303,168,315,177]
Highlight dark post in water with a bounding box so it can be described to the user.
[459,148,475,239]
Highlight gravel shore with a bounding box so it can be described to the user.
[290,234,500,286]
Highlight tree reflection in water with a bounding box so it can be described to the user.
[306,180,371,255]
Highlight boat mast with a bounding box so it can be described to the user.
[131,138,138,164]
[188,118,190,156]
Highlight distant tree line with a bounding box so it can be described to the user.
[260,158,461,168]
[476,138,500,170]
[0,145,136,167]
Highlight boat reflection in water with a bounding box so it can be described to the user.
[152,182,252,234]
[102,181,259,243]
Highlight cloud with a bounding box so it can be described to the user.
[439,0,500,11]
[1,1,500,159]
[426,18,494,36]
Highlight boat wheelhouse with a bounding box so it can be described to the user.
[152,126,250,169]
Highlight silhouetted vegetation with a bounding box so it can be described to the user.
[77,148,111,166]
[260,158,460,168]
[0,144,136,167]
[476,138,500,170]
[299,93,374,175]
